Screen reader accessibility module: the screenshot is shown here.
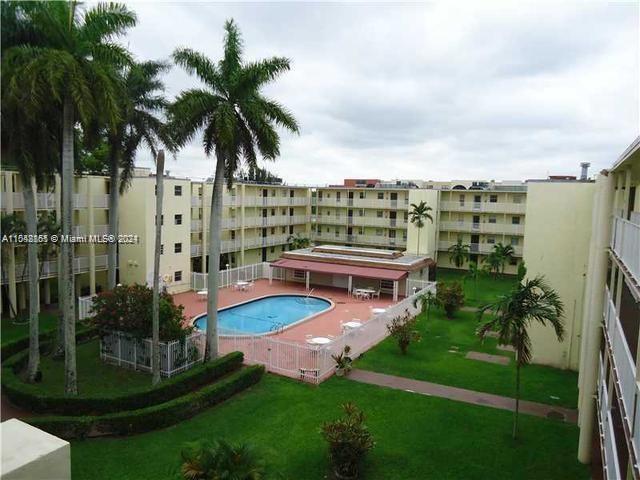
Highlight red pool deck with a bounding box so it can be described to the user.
[172,279,397,344]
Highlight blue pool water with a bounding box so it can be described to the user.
[193,295,331,335]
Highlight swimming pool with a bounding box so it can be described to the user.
[193,294,332,335]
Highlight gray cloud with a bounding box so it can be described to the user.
[125,1,639,185]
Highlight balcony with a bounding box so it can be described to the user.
[312,232,407,248]
[191,244,202,257]
[243,215,309,228]
[316,197,408,209]
[72,224,109,236]
[191,219,202,232]
[439,221,525,235]
[611,215,640,286]
[1,192,110,210]
[438,240,523,257]
[243,196,309,207]
[3,254,109,283]
[440,201,526,215]
[597,354,622,480]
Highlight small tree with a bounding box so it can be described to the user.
[180,439,267,479]
[287,232,310,250]
[465,261,481,300]
[447,239,470,268]
[321,403,375,480]
[493,242,515,274]
[412,289,437,323]
[482,251,502,278]
[386,310,421,354]
[332,345,353,377]
[436,282,465,319]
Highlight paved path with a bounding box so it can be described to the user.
[348,369,577,423]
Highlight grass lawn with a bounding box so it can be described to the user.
[70,374,588,480]
[1,312,59,346]
[356,308,578,409]
[436,268,517,307]
[21,339,150,397]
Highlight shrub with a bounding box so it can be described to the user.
[90,284,191,341]
[386,310,421,355]
[28,365,264,439]
[1,322,94,360]
[2,351,243,415]
[436,282,465,319]
[332,346,353,376]
[180,439,267,479]
[321,403,375,480]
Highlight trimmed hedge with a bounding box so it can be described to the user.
[28,365,265,439]
[2,350,244,415]
[1,323,95,360]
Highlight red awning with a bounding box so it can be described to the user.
[270,258,407,281]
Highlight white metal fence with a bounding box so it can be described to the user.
[191,262,285,291]
[78,294,96,320]
[597,354,621,480]
[218,282,436,383]
[611,215,640,285]
[100,331,206,377]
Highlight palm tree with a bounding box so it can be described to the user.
[412,289,437,323]
[287,232,310,250]
[408,201,433,255]
[171,19,299,360]
[476,275,564,439]
[3,1,137,394]
[493,242,515,274]
[180,439,267,479]
[483,251,502,278]
[465,260,481,300]
[106,60,172,290]
[447,239,470,268]
[0,215,25,318]
[151,150,165,385]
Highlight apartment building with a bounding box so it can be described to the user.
[189,181,311,273]
[576,138,640,478]
[0,170,111,317]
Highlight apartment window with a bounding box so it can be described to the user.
[198,186,202,197]
[359,191,365,199]
[326,228,330,233]
[512,216,521,225]
[513,195,523,204]
[270,227,275,235]
[174,243,182,253]
[318,191,323,199]
[380,279,394,290]
[377,192,384,200]
[160,244,164,255]
[289,225,294,234]
[282,209,286,215]
[174,271,182,282]
[271,190,276,197]
[488,216,497,224]
[377,210,383,218]
[270,246,275,253]
[230,230,235,240]
[376,228,383,236]
[358,227,364,235]
[281,226,286,234]
[154,185,157,195]
[174,185,182,196]
[271,209,275,216]
[459,194,465,205]
[489,194,498,203]
[359,209,364,217]
[404,212,408,221]
[198,232,202,240]
[510,237,519,246]
[487,236,496,244]
[509,257,518,266]
[174,214,182,225]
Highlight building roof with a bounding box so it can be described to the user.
[271,258,408,281]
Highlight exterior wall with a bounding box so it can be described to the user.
[523,181,596,370]
[406,189,440,257]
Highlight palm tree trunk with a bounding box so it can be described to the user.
[151,151,165,385]
[23,176,40,382]
[62,96,77,395]
[205,152,225,361]
[513,357,521,440]
[416,228,421,255]
[107,153,120,290]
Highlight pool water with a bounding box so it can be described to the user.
[193,295,331,335]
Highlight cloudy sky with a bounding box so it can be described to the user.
[125,1,639,185]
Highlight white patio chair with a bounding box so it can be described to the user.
[373,289,381,299]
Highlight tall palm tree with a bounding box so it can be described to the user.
[171,19,299,360]
[409,201,433,255]
[0,213,25,318]
[493,242,515,274]
[106,60,172,290]
[3,1,137,394]
[151,150,165,385]
[465,260,481,300]
[476,276,564,439]
[447,239,470,268]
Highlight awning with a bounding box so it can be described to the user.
[270,258,407,281]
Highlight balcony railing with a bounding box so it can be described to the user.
[191,219,202,232]
[598,354,622,480]
[72,224,109,236]
[312,232,407,247]
[316,197,408,209]
[439,221,525,235]
[1,192,110,210]
[440,201,526,214]
[3,254,109,283]
[611,215,640,285]
[437,240,523,257]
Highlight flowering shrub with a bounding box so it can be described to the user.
[90,284,191,341]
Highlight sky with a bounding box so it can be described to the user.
[124,1,640,185]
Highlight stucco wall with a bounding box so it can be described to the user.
[406,190,440,256]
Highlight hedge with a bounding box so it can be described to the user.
[1,323,95,360]
[28,365,265,439]
[2,350,244,415]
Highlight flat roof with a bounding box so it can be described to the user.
[271,258,407,281]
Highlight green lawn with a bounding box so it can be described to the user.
[436,268,517,306]
[1,312,59,346]
[71,374,588,480]
[24,339,151,397]
[356,308,578,408]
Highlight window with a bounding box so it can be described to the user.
[174,214,182,225]
[293,270,305,280]
[155,214,164,225]
[487,236,496,244]
[512,216,521,225]
[271,209,275,216]
[154,185,157,195]
[459,194,465,205]
[376,228,383,236]
[282,209,286,215]
[270,246,275,253]
[174,185,182,196]
[488,216,497,224]
[174,243,182,253]
[489,194,498,203]
[377,210,383,218]
[377,192,384,200]
[358,209,364,217]
[509,258,518,266]
[281,226,286,234]
[359,191,365,199]
[289,225,294,234]
[380,279,394,290]
[198,232,202,240]
[358,227,364,235]
[160,244,164,255]
[230,230,235,240]
[513,195,522,204]
[270,227,275,234]
[510,237,519,246]
[174,271,182,282]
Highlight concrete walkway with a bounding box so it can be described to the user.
[348,369,577,423]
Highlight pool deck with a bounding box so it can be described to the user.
[172,279,396,344]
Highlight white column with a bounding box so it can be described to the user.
[43,278,51,305]
[305,271,310,290]
[577,172,614,463]
[348,275,352,295]
[393,281,398,301]
[268,266,273,284]
[87,178,96,294]
[200,183,207,272]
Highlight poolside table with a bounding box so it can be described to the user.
[342,321,363,331]
[235,281,250,291]
[371,308,386,315]
[197,290,208,301]
[306,336,331,345]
